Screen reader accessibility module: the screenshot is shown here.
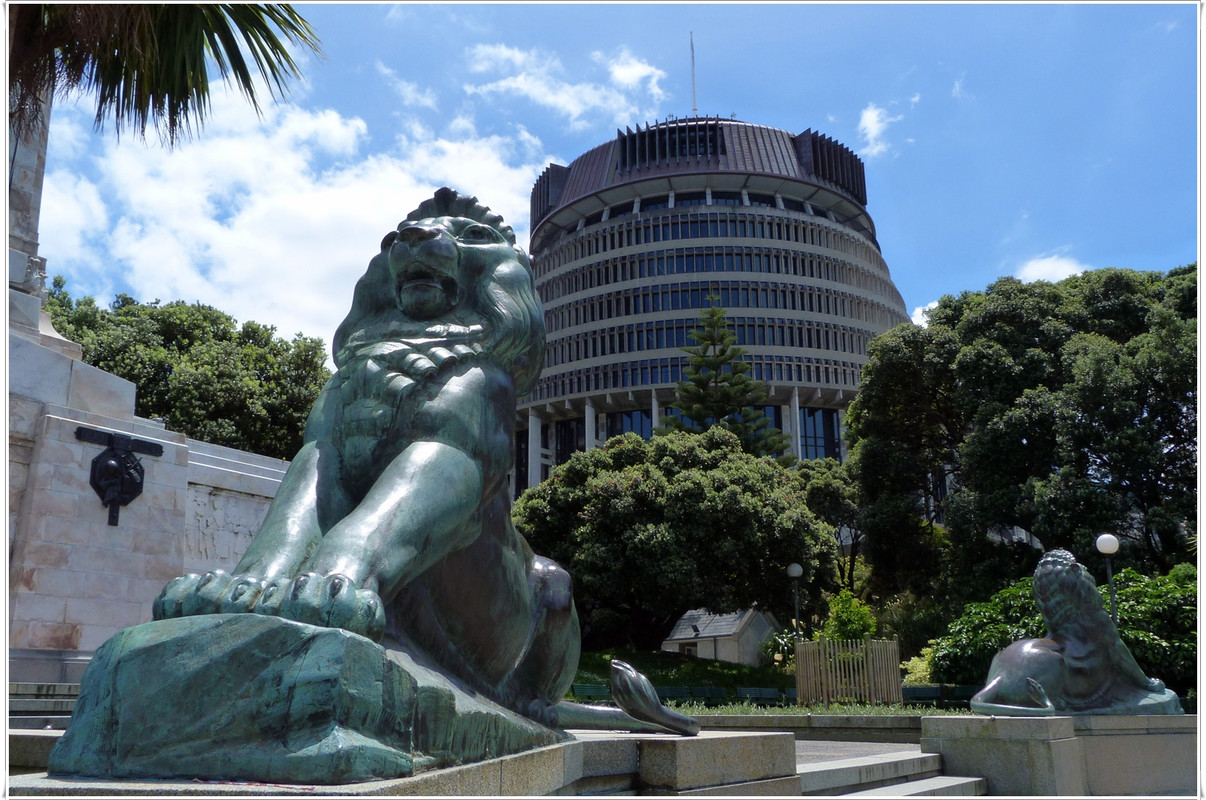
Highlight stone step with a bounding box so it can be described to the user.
[10,730,63,770]
[846,775,987,796]
[9,698,77,713]
[798,752,942,795]
[9,716,72,731]
[8,683,80,698]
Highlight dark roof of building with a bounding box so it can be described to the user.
[664,608,758,642]
[532,117,867,228]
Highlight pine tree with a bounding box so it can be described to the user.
[660,300,794,461]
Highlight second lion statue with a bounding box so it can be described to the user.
[153,187,695,736]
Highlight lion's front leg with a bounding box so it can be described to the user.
[253,440,485,640]
[153,440,347,625]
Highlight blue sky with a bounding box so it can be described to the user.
[38,3,1198,349]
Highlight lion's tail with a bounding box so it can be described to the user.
[553,660,699,736]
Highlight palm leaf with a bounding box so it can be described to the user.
[10,4,322,146]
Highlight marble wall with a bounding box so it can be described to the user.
[9,301,288,681]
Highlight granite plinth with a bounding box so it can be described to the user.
[47,614,565,785]
[15,729,799,796]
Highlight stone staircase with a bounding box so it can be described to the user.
[798,751,986,796]
[8,683,77,730]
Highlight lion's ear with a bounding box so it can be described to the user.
[381,230,398,250]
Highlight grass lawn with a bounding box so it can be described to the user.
[571,649,972,716]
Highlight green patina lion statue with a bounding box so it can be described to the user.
[970,548,1182,716]
[153,187,694,736]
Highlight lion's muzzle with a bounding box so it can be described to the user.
[390,223,461,320]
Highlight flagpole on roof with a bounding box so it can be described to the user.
[690,32,698,117]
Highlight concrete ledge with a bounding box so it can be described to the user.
[638,731,795,791]
[9,731,61,771]
[921,714,1198,796]
[9,730,799,796]
[1072,714,1198,796]
[697,714,921,743]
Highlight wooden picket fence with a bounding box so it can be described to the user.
[795,637,903,705]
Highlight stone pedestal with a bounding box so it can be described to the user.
[48,615,567,785]
[920,714,1198,796]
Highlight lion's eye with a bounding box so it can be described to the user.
[460,224,501,244]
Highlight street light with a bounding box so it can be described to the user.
[786,563,803,642]
[1096,533,1120,626]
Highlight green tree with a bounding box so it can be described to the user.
[796,458,862,590]
[10,3,321,145]
[512,428,837,649]
[659,301,793,461]
[817,589,877,641]
[846,265,1197,601]
[47,277,330,460]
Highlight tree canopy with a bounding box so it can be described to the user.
[846,265,1197,599]
[47,277,330,460]
[9,3,321,145]
[512,428,837,649]
[659,301,793,461]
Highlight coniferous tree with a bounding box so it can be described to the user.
[659,300,793,461]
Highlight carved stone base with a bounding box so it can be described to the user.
[47,615,567,785]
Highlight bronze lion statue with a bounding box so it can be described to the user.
[970,548,1181,716]
[153,188,694,735]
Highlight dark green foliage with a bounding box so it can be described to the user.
[659,302,793,461]
[513,428,837,649]
[47,277,330,460]
[930,565,1198,702]
[847,265,1197,606]
[795,458,862,590]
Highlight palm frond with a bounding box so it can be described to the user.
[9,4,322,147]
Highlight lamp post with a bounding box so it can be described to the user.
[786,563,803,642]
[1096,533,1120,626]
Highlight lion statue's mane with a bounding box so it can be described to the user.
[332,186,545,395]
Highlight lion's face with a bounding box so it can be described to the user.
[384,216,512,321]
[332,190,545,396]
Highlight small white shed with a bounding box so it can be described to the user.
[660,608,780,667]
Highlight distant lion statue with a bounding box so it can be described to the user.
[153,187,694,735]
[970,548,1182,716]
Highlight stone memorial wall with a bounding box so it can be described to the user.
[9,290,287,681]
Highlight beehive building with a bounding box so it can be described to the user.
[515,116,909,492]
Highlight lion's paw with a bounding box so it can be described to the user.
[254,572,386,642]
[153,570,266,621]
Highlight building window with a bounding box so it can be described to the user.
[799,407,841,461]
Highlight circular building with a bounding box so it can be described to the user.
[515,116,909,492]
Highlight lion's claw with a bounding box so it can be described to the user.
[260,572,386,642]
[152,570,382,641]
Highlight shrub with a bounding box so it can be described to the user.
[817,589,877,641]
[901,644,935,685]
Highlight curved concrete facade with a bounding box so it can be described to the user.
[516,117,909,491]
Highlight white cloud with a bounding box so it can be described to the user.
[38,84,553,358]
[952,73,973,101]
[857,102,902,158]
[375,61,438,110]
[911,301,939,326]
[463,43,665,130]
[909,93,921,107]
[596,47,667,103]
[1015,253,1091,283]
